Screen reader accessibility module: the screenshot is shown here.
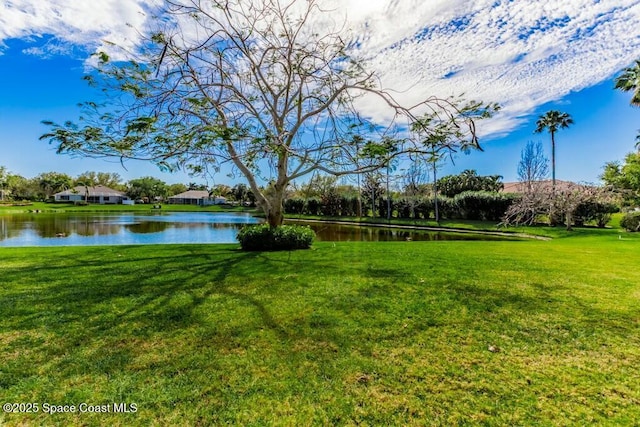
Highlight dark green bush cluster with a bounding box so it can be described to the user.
[395,198,432,219]
[236,224,315,251]
[574,201,619,227]
[434,196,458,219]
[284,197,323,215]
[437,170,504,197]
[284,196,360,217]
[284,198,305,214]
[396,193,517,221]
[620,212,640,232]
[453,191,520,221]
[283,191,518,221]
[320,189,341,216]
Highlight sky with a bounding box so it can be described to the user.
[0,0,639,187]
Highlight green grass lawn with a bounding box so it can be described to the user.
[1,233,639,425]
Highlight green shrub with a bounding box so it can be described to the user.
[454,191,518,221]
[431,196,458,219]
[237,224,316,251]
[395,197,426,219]
[415,198,432,219]
[339,196,359,217]
[377,197,393,218]
[396,197,412,219]
[304,198,321,216]
[284,198,305,214]
[620,212,640,232]
[574,201,619,227]
[320,190,341,216]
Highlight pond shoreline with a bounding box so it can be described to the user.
[285,218,551,240]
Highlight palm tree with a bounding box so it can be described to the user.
[534,110,574,190]
[615,59,640,106]
[615,59,640,150]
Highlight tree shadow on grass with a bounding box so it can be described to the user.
[3,244,638,400]
[1,246,307,380]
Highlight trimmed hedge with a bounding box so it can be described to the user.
[620,212,640,232]
[432,196,458,220]
[454,191,519,221]
[284,198,305,215]
[237,224,316,251]
[284,191,518,221]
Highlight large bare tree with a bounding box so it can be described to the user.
[502,181,616,231]
[517,140,549,193]
[41,0,495,227]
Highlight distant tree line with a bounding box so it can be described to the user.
[279,169,514,221]
[1,159,630,230]
[0,168,256,205]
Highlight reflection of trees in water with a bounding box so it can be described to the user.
[0,215,250,241]
[33,215,75,237]
[309,224,497,242]
[0,217,23,240]
[24,214,122,237]
[171,222,246,230]
[1,215,505,243]
[72,217,121,236]
[0,214,75,239]
[125,221,170,234]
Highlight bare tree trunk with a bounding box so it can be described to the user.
[432,160,439,223]
[565,211,573,231]
[357,174,362,218]
[386,163,391,221]
[266,180,286,228]
[371,187,376,219]
[267,206,284,228]
[551,131,556,191]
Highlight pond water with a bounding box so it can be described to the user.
[0,212,517,247]
[303,221,519,242]
[0,212,260,247]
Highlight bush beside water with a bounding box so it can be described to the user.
[237,224,315,251]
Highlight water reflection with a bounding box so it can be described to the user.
[305,222,514,242]
[125,221,170,234]
[0,213,517,247]
[0,212,259,246]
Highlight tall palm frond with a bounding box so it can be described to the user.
[615,59,640,106]
[534,110,574,190]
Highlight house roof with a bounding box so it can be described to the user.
[54,185,126,197]
[168,190,210,199]
[502,180,579,193]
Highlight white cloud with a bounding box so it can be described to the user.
[1,0,639,137]
[0,0,160,58]
[335,0,640,136]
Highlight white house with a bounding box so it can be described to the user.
[54,186,130,204]
[167,190,227,205]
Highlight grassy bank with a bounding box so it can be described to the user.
[2,233,639,425]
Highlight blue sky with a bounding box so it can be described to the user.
[1,0,639,186]
[0,38,202,185]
